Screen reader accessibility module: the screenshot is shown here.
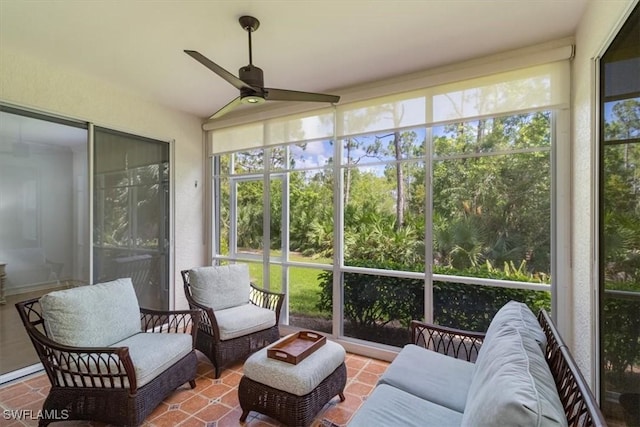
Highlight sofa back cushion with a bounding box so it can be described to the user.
[462,325,567,426]
[188,264,250,311]
[484,300,547,352]
[40,278,141,347]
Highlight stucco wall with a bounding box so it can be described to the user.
[572,0,635,387]
[0,47,205,309]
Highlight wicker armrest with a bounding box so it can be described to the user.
[140,307,201,340]
[249,283,285,323]
[182,296,217,337]
[24,324,138,391]
[537,310,606,426]
[410,320,485,362]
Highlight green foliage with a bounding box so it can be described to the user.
[602,295,640,387]
[605,99,640,141]
[235,179,264,250]
[318,258,550,338]
[96,164,166,248]
[344,208,425,266]
[289,171,334,257]
[225,112,554,279]
[600,88,640,393]
[318,259,424,332]
[432,113,552,274]
[600,104,640,387]
[602,142,640,288]
[433,262,550,331]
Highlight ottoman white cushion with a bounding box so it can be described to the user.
[243,334,346,396]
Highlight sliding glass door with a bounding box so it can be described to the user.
[599,4,640,425]
[93,127,170,309]
[0,110,171,383]
[0,107,89,379]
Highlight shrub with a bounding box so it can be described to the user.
[318,259,551,336]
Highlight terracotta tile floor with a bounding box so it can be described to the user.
[0,351,388,427]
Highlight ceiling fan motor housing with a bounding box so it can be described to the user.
[239,65,264,88]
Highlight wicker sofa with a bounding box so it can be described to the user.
[15,278,200,426]
[349,301,606,427]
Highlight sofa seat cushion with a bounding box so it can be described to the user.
[189,264,250,311]
[216,303,276,341]
[243,336,345,396]
[113,332,194,388]
[40,278,141,347]
[378,344,474,413]
[348,384,463,427]
[462,325,567,427]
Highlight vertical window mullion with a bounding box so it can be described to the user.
[333,108,344,339]
[424,125,434,323]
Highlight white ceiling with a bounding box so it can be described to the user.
[0,0,588,121]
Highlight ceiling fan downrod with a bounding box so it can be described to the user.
[239,16,260,66]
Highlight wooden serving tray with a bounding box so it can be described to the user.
[267,331,326,364]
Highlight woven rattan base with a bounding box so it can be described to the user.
[197,325,280,379]
[239,362,346,427]
[39,351,198,426]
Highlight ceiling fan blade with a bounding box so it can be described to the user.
[264,88,340,103]
[184,50,254,91]
[209,96,242,120]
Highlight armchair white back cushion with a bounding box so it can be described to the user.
[40,278,141,347]
[189,264,251,311]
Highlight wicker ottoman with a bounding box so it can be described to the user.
[239,335,347,426]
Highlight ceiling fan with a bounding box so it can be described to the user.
[185,16,341,120]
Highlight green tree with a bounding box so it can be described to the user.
[432,112,551,275]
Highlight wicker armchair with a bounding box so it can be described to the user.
[181,264,284,378]
[15,278,200,426]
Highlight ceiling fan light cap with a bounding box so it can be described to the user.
[241,95,265,105]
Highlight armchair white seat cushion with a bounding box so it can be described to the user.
[40,278,141,347]
[188,264,250,310]
[216,303,276,341]
[112,332,194,388]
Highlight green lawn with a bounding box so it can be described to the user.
[247,253,331,318]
